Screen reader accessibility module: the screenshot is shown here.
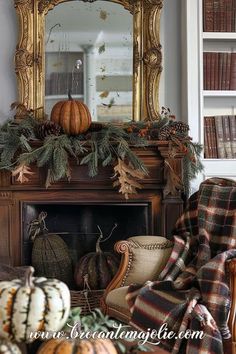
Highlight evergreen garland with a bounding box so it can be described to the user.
[0,115,203,198]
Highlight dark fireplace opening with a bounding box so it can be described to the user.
[22,202,151,266]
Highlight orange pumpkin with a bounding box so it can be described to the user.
[51,91,91,135]
[37,338,118,354]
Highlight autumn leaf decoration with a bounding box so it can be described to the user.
[12,163,35,183]
[113,158,145,200]
[163,147,183,197]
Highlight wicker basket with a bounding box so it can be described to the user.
[70,289,105,314]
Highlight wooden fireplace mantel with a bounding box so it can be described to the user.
[0,142,184,266]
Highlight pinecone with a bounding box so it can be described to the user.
[149,128,159,140]
[171,121,189,133]
[19,127,32,138]
[36,121,61,140]
[158,126,177,140]
[87,122,104,132]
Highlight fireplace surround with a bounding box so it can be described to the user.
[0,143,184,266]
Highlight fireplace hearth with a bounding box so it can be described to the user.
[0,143,184,266]
[22,202,150,266]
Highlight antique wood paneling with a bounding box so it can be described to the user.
[0,193,14,264]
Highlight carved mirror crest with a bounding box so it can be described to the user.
[14,0,163,122]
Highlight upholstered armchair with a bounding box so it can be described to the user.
[102,235,173,323]
[102,236,236,354]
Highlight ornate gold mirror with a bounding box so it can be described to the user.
[14,0,163,122]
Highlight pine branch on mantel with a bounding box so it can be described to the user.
[0,114,203,197]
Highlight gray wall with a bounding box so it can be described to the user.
[0,0,182,123]
[160,0,182,120]
[0,1,18,122]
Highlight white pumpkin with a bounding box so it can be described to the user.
[0,267,70,343]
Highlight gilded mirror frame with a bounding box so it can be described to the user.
[14,0,163,121]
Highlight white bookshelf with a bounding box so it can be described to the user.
[200,0,236,178]
[182,0,236,191]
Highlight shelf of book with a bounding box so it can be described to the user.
[203,0,236,33]
[203,115,236,159]
[200,0,236,163]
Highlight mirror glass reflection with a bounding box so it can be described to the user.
[45,0,133,122]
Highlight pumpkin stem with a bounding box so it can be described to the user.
[24,266,35,287]
[96,235,103,253]
[68,89,73,101]
[95,223,118,252]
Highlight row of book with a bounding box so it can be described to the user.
[203,0,236,32]
[203,52,236,90]
[45,72,84,96]
[204,115,236,158]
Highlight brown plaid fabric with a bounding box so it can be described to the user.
[126,178,236,354]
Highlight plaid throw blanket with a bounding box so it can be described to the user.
[126,178,236,354]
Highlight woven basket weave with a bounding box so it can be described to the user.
[32,233,73,286]
[70,289,104,314]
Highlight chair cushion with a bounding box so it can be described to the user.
[106,286,130,316]
[122,236,173,286]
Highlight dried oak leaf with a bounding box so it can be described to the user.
[164,159,183,197]
[12,163,35,183]
[113,159,145,199]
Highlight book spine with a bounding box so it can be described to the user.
[204,0,214,31]
[215,116,226,158]
[226,0,233,32]
[218,52,223,90]
[213,0,220,31]
[210,52,216,90]
[205,116,214,158]
[214,52,219,90]
[205,53,212,90]
[218,0,226,31]
[210,116,218,157]
[230,52,236,90]
[234,0,236,31]
[221,53,228,90]
[204,117,210,158]
[222,116,233,158]
[225,52,232,90]
[229,115,236,158]
[203,53,207,90]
